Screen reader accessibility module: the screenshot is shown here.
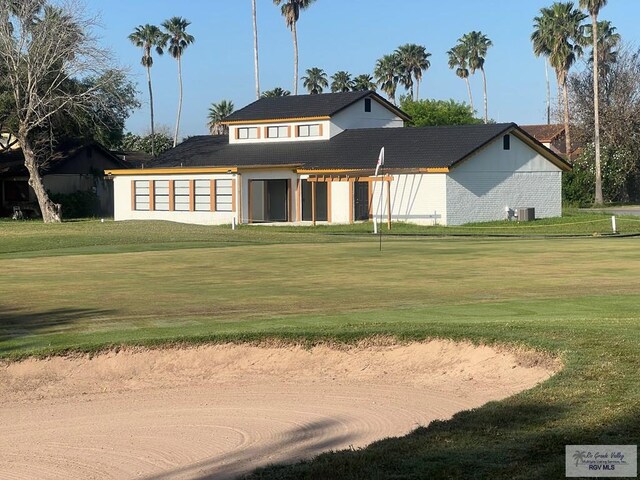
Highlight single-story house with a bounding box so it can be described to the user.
[1,142,128,217]
[106,91,571,226]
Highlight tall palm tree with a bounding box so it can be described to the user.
[395,43,431,100]
[581,0,610,204]
[128,24,167,157]
[273,0,316,95]
[330,71,354,92]
[459,31,492,123]
[162,16,195,147]
[447,44,474,114]
[207,100,234,135]
[352,74,377,91]
[261,87,291,97]
[302,67,328,94]
[374,54,400,104]
[589,20,620,73]
[252,0,260,99]
[532,3,586,159]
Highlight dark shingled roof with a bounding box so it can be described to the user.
[1,142,128,176]
[223,90,409,122]
[151,123,550,171]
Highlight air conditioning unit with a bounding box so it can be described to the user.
[517,208,535,222]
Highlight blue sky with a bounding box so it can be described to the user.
[85,0,640,138]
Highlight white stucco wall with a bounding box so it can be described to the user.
[329,182,350,224]
[445,134,563,226]
[112,173,238,225]
[229,120,330,145]
[370,174,447,226]
[330,98,404,137]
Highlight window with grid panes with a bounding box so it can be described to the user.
[298,124,321,137]
[154,180,170,210]
[238,127,258,139]
[194,180,211,211]
[266,126,289,138]
[134,180,150,210]
[174,180,190,211]
[215,179,233,211]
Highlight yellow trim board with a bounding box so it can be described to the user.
[296,168,370,174]
[105,167,238,176]
[417,167,450,173]
[224,116,330,125]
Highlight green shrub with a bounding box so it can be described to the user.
[48,190,100,219]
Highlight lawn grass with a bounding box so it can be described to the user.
[1,218,639,479]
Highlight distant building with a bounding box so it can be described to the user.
[1,143,129,218]
[106,91,570,226]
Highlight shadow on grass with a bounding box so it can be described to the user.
[0,306,116,354]
[140,418,356,480]
[243,400,639,480]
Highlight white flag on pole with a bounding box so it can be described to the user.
[374,147,385,176]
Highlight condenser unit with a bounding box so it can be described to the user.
[517,208,535,222]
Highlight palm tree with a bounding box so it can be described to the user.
[331,71,354,92]
[162,16,195,147]
[208,100,234,135]
[302,67,328,94]
[447,44,474,114]
[261,87,291,97]
[395,43,431,100]
[581,0,611,204]
[252,0,260,99]
[459,31,492,123]
[352,74,377,91]
[128,24,167,157]
[273,0,316,95]
[374,54,400,104]
[532,3,587,159]
[589,20,620,73]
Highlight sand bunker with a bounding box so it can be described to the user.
[0,340,557,479]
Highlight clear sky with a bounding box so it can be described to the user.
[84,0,640,138]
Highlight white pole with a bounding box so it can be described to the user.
[232,217,237,230]
[611,215,617,234]
[373,217,378,234]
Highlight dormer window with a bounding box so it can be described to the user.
[237,127,259,140]
[266,126,290,138]
[297,124,322,137]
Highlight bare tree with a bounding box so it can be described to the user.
[0,0,124,222]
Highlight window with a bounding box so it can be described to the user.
[194,180,211,211]
[503,134,511,150]
[266,126,289,138]
[297,124,321,137]
[215,179,233,211]
[364,98,372,112]
[154,180,170,211]
[134,180,150,210]
[237,127,258,139]
[174,180,190,211]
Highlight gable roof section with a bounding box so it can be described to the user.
[1,142,129,176]
[125,123,570,174]
[520,124,564,143]
[222,90,410,123]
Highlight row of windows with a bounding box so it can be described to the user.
[236,123,322,140]
[133,179,234,212]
